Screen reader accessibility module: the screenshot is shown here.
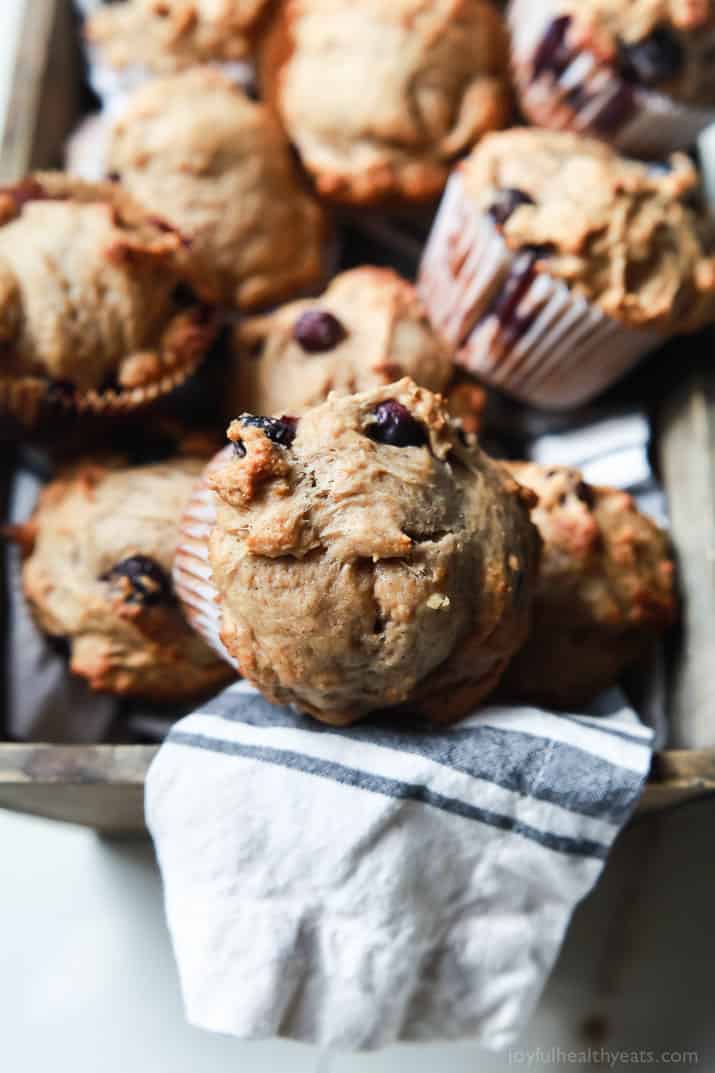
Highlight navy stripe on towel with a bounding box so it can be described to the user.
[197,692,643,826]
[168,729,610,860]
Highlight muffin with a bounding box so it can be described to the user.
[86,0,268,75]
[497,462,676,709]
[228,267,453,418]
[509,0,715,158]
[418,129,715,409]
[107,68,329,310]
[12,458,235,703]
[259,0,511,206]
[173,378,540,726]
[0,172,217,426]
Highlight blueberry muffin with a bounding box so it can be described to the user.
[509,0,715,157]
[229,267,453,418]
[419,128,715,407]
[107,68,329,310]
[198,378,539,725]
[0,172,216,423]
[86,0,270,73]
[260,0,511,206]
[14,458,234,702]
[497,462,676,709]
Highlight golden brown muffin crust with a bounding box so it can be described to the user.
[497,461,676,708]
[15,459,233,703]
[108,68,329,310]
[86,0,271,72]
[260,0,511,206]
[0,172,215,394]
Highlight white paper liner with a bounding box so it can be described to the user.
[172,448,237,670]
[418,173,660,409]
[86,50,255,114]
[508,0,715,157]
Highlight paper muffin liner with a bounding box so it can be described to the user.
[0,309,217,432]
[508,0,715,158]
[417,173,661,409]
[173,447,238,670]
[85,49,256,116]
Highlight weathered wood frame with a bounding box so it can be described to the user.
[1,0,714,832]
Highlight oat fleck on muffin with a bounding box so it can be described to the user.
[200,378,539,725]
[260,0,512,206]
[108,67,329,310]
[497,462,677,709]
[13,458,234,703]
[229,267,453,418]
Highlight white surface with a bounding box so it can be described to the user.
[0,0,24,143]
[1,3,714,1068]
[3,801,715,1071]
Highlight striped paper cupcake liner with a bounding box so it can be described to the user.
[0,310,217,433]
[417,173,660,410]
[173,447,238,670]
[508,0,715,158]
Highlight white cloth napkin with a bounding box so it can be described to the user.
[145,408,664,1052]
[147,683,652,1051]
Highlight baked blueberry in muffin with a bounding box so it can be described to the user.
[508,0,715,157]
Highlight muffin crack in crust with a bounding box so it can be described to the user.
[260,0,512,205]
[206,378,540,725]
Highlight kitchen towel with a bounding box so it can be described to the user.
[146,681,653,1051]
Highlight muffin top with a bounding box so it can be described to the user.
[108,68,328,310]
[86,0,270,72]
[230,267,453,417]
[552,0,715,106]
[260,0,511,205]
[207,378,539,725]
[17,458,234,702]
[460,128,715,333]
[0,173,215,394]
[498,462,676,708]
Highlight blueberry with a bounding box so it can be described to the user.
[575,480,595,507]
[619,26,684,87]
[101,555,173,606]
[532,15,573,80]
[45,379,77,406]
[589,83,637,133]
[366,400,427,448]
[488,188,535,227]
[233,413,298,457]
[293,310,346,353]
